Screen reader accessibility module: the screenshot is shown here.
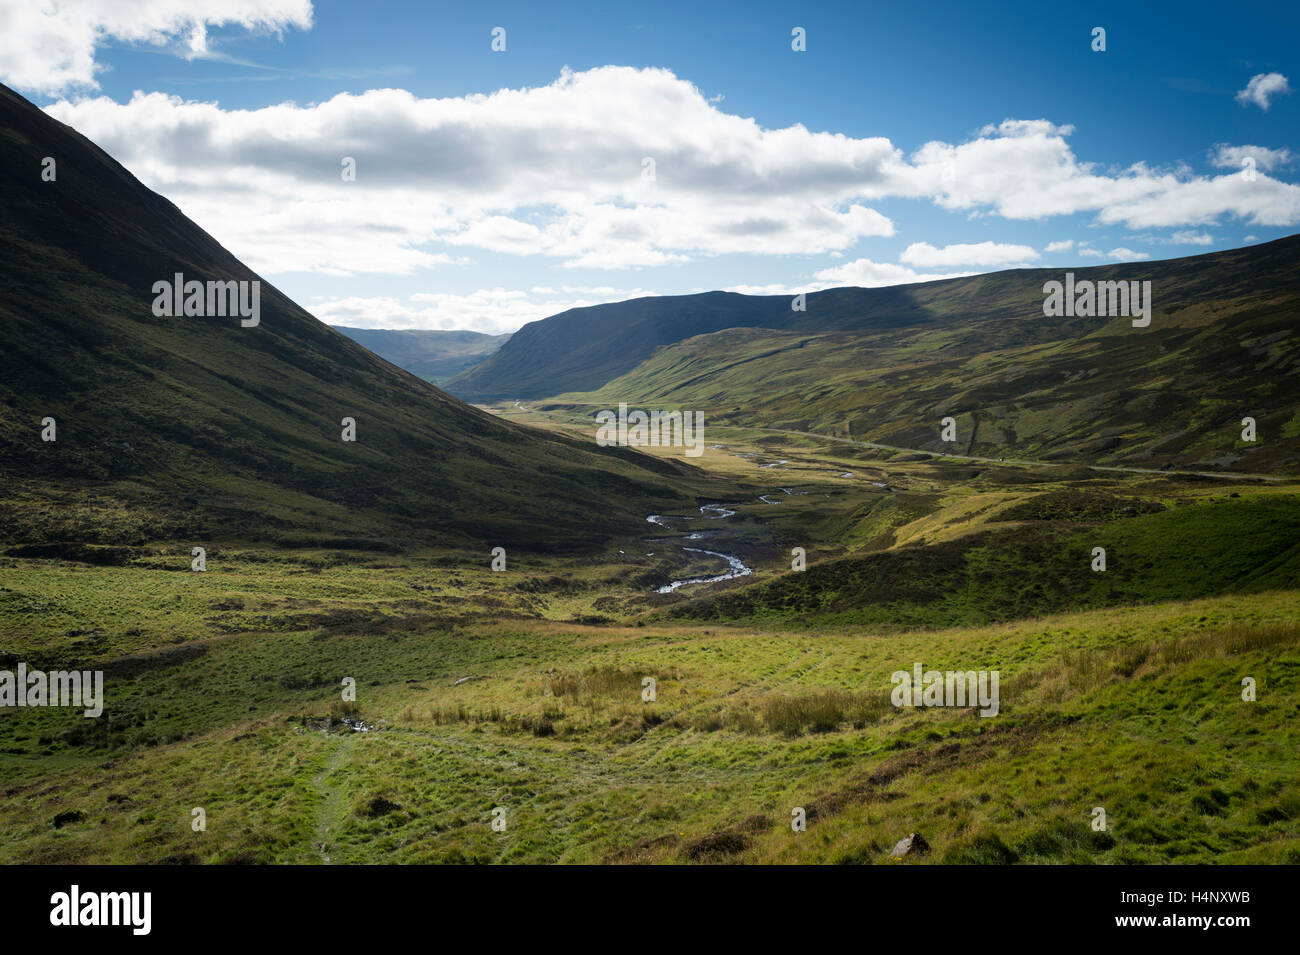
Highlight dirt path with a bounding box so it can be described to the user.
[311,735,358,864]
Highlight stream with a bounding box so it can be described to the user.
[646,505,753,593]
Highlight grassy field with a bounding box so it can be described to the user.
[3,422,1297,864]
[4,77,1296,867]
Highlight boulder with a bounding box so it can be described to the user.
[891,832,930,859]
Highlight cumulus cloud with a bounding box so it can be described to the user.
[724,283,804,296]
[0,0,313,95]
[1045,240,1074,253]
[1210,143,1293,173]
[1091,172,1299,229]
[812,259,975,288]
[911,118,1300,228]
[1129,230,1213,246]
[43,69,905,273]
[309,286,657,335]
[1235,73,1291,110]
[36,68,1300,278]
[1076,246,1148,262]
[899,240,1038,267]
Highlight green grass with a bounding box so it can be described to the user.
[5,81,1297,865]
[4,399,1297,865]
[545,250,1300,477]
[663,492,1300,630]
[1,581,1295,864]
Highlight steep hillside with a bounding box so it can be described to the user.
[0,82,692,552]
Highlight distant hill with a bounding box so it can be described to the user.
[444,240,1300,414]
[553,237,1300,473]
[332,327,509,383]
[445,291,793,400]
[0,81,692,552]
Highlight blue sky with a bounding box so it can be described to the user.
[5,0,1297,332]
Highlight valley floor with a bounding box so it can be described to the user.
[1,423,1297,864]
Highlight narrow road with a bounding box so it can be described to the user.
[498,401,1289,484]
[763,427,1289,484]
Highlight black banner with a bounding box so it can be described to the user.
[1,864,1282,942]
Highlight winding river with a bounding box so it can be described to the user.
[646,505,753,593]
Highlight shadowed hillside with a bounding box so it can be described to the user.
[0,82,694,552]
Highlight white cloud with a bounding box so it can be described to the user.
[900,240,1038,267]
[911,119,1300,228]
[0,0,313,95]
[1048,243,1151,262]
[1235,73,1291,110]
[1129,230,1213,246]
[310,286,656,334]
[812,259,975,288]
[36,68,1300,278]
[1211,143,1293,173]
[187,22,208,57]
[43,69,903,274]
[1091,173,1300,229]
[723,283,803,296]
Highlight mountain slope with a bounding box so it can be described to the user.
[0,82,691,552]
[331,327,509,383]
[548,238,1300,474]
[446,239,1300,412]
[445,291,794,400]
